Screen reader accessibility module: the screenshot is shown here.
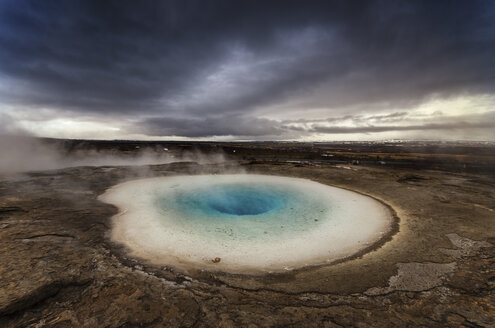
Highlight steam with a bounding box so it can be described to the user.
[0,135,228,174]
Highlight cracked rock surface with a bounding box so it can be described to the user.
[0,162,494,327]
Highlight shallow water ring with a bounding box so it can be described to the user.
[100,174,395,273]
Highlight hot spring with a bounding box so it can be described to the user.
[100,174,394,273]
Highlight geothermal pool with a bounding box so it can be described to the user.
[100,174,393,273]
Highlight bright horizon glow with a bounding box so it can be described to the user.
[4,94,494,142]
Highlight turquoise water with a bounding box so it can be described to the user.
[156,183,329,240]
[101,175,392,272]
[177,185,286,216]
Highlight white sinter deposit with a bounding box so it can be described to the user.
[99,174,393,273]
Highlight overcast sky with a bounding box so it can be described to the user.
[0,0,494,141]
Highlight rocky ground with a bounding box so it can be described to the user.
[0,160,494,327]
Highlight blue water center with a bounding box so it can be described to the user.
[155,180,329,241]
[176,185,286,216]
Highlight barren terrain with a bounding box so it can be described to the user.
[0,141,494,327]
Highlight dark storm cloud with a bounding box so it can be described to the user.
[284,112,410,125]
[282,110,495,135]
[140,115,284,138]
[139,111,495,138]
[0,0,494,137]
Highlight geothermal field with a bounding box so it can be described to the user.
[1,1,495,326]
[0,139,494,327]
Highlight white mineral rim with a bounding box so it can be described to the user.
[99,174,394,274]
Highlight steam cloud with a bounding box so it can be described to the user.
[0,135,227,174]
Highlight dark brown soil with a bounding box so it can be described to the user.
[0,158,494,327]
